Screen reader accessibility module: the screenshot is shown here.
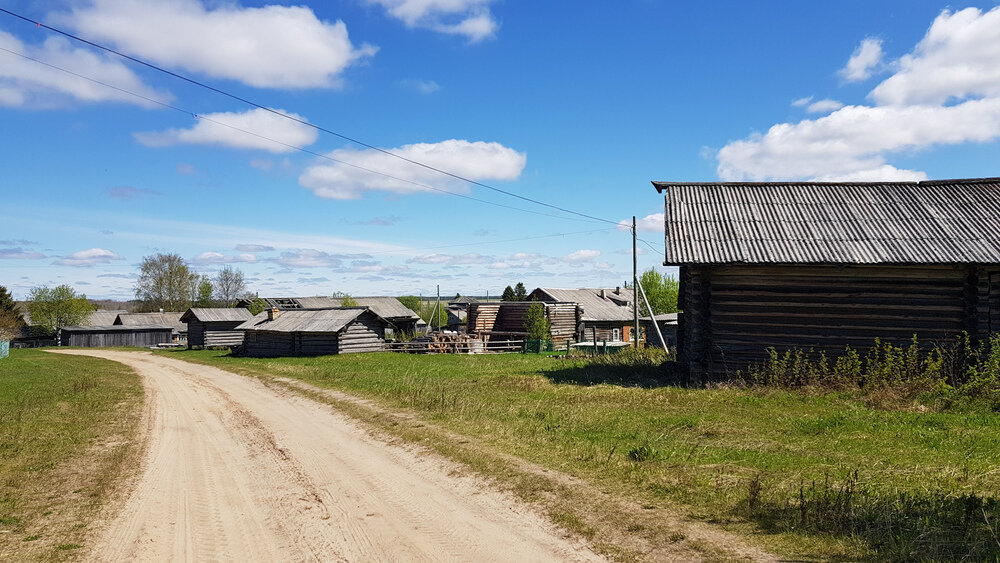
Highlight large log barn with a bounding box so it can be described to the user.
[653,177,1000,380]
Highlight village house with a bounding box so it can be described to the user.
[653,177,1000,380]
[181,308,254,348]
[529,287,637,342]
[236,307,389,357]
[236,296,423,335]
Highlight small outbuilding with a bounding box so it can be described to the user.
[529,287,637,342]
[181,308,254,348]
[58,325,173,347]
[115,312,187,342]
[654,177,1000,380]
[236,307,389,357]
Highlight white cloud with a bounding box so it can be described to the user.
[300,139,526,199]
[840,38,883,82]
[871,8,1000,106]
[55,248,123,267]
[270,249,368,268]
[235,244,274,253]
[59,0,377,89]
[368,0,497,42]
[191,252,258,264]
[400,79,441,94]
[407,253,493,265]
[0,248,46,260]
[791,96,813,107]
[805,99,844,114]
[135,108,318,153]
[0,31,169,108]
[717,7,1000,181]
[563,249,600,263]
[618,213,663,233]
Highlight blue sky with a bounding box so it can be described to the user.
[2,0,1000,300]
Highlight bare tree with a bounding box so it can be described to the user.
[213,266,246,307]
[136,253,197,312]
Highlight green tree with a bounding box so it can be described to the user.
[194,276,214,307]
[340,295,358,307]
[25,285,95,333]
[397,295,421,313]
[523,302,551,340]
[135,253,197,312]
[514,282,527,301]
[0,285,25,340]
[213,266,246,307]
[501,285,516,302]
[245,297,270,316]
[638,268,679,316]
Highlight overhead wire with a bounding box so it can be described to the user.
[0,7,620,226]
[0,45,601,225]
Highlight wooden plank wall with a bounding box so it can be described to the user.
[468,303,578,339]
[62,329,172,347]
[683,265,984,379]
[187,321,206,347]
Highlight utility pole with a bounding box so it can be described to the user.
[633,216,639,348]
[436,285,441,331]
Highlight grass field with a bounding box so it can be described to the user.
[0,350,143,561]
[161,349,1000,561]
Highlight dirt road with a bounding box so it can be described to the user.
[54,350,602,562]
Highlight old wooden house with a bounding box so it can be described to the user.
[467,301,579,341]
[58,325,173,347]
[529,287,637,342]
[236,307,389,357]
[236,296,423,335]
[181,308,254,348]
[653,177,1000,379]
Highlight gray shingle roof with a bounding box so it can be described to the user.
[236,308,381,333]
[653,177,1000,265]
[181,308,254,323]
[531,288,635,322]
[249,296,420,321]
[115,312,186,333]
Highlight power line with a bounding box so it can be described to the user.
[0,45,602,225]
[368,227,620,256]
[0,7,620,226]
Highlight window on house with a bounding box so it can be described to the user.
[612,328,621,341]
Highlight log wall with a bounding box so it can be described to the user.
[680,264,1000,380]
[186,320,246,348]
[337,315,385,354]
[467,303,578,340]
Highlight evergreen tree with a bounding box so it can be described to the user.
[514,282,527,301]
[523,302,551,340]
[501,285,516,301]
[0,285,25,340]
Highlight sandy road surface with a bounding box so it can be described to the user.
[53,350,603,562]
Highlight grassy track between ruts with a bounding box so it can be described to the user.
[160,349,1000,561]
[0,349,143,561]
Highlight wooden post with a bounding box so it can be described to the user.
[633,216,639,349]
[591,326,597,356]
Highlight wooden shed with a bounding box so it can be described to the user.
[58,325,173,347]
[115,312,186,342]
[654,177,1000,380]
[467,301,579,341]
[181,308,253,348]
[529,287,637,342]
[236,307,388,357]
[235,296,422,334]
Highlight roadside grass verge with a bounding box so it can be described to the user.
[0,349,143,561]
[160,349,1000,561]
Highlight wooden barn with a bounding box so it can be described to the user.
[653,177,1000,380]
[467,301,579,341]
[528,287,637,342]
[236,296,423,335]
[115,312,186,342]
[181,308,254,348]
[236,307,389,357]
[58,325,173,347]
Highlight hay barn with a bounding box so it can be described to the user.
[236,307,388,357]
[654,177,1000,380]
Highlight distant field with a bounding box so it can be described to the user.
[161,349,1000,561]
[0,349,143,560]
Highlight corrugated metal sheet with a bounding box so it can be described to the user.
[532,288,635,322]
[653,178,1000,265]
[181,308,254,323]
[237,308,377,333]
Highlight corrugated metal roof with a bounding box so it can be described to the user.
[181,308,254,323]
[531,287,635,322]
[236,308,382,333]
[652,178,1000,264]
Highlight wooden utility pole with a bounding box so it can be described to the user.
[633,216,639,348]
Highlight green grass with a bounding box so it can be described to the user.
[159,349,1000,561]
[0,349,143,561]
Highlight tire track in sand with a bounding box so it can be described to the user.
[52,350,603,563]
